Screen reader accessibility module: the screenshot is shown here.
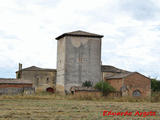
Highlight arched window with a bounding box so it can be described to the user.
[132,90,141,97]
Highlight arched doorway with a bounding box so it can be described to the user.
[46,87,54,93]
[132,90,141,97]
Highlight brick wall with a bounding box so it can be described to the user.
[124,72,151,97]
[106,78,123,91]
[105,72,151,97]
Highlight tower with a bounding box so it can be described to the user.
[55,30,103,94]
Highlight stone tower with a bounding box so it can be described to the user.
[55,30,103,94]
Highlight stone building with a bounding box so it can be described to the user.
[55,30,103,94]
[102,65,151,97]
[16,66,56,91]
[14,30,151,97]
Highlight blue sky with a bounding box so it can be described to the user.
[0,0,160,79]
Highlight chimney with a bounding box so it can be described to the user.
[19,63,22,71]
[18,63,22,79]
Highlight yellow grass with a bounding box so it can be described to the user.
[0,93,159,119]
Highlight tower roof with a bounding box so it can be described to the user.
[55,30,103,40]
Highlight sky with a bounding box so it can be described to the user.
[0,0,160,79]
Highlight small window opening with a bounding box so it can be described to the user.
[132,90,141,97]
[46,77,49,84]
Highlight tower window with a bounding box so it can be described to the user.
[46,77,49,84]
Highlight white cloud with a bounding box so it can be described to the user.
[0,0,160,79]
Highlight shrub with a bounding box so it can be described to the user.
[82,81,93,88]
[94,81,115,96]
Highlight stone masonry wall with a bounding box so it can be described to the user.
[56,37,66,93]
[64,36,101,92]
[18,70,56,91]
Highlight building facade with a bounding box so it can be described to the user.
[102,65,151,97]
[16,66,56,91]
[56,30,103,93]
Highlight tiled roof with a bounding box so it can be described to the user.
[102,65,134,79]
[16,66,56,73]
[105,72,134,79]
[101,65,130,73]
[56,30,103,40]
[0,78,16,80]
[0,79,32,84]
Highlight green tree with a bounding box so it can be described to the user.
[94,81,115,95]
[151,78,160,92]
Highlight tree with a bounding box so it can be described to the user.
[151,78,160,92]
[94,81,115,95]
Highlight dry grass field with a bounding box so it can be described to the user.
[0,94,159,120]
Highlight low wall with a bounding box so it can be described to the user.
[0,87,35,95]
[74,90,102,97]
[107,91,122,97]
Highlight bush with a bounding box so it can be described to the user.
[82,81,93,88]
[94,81,115,96]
